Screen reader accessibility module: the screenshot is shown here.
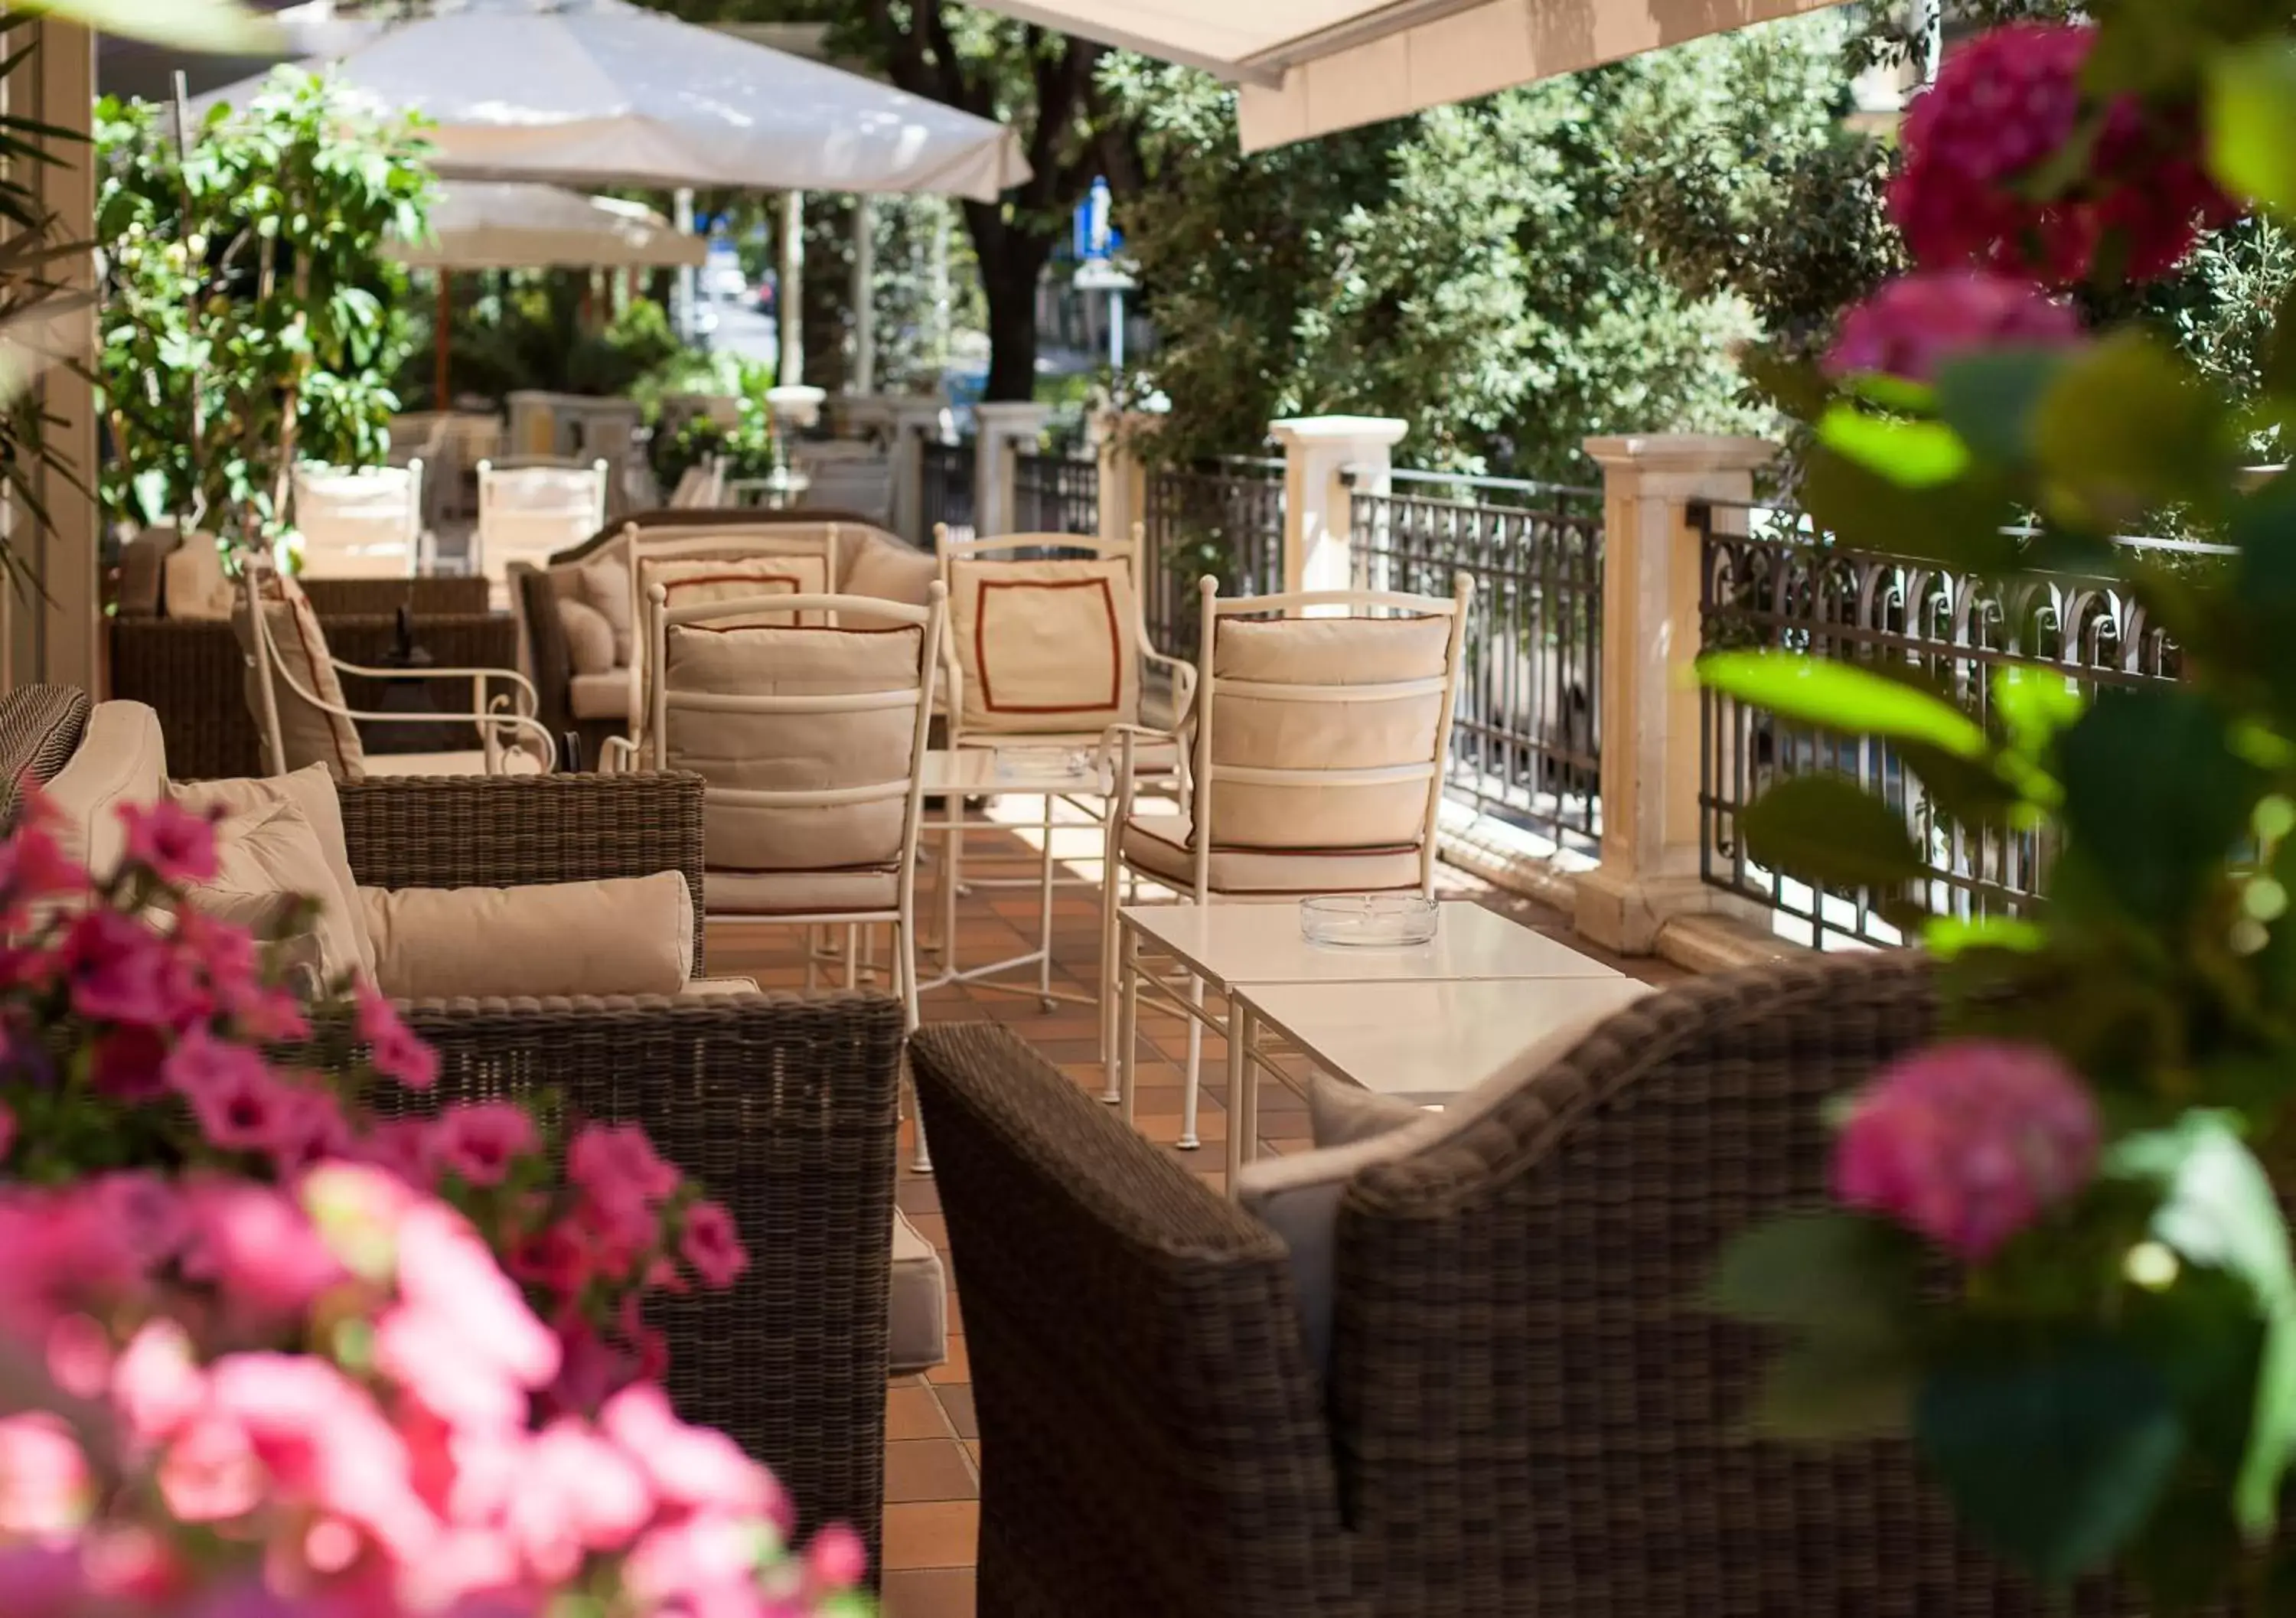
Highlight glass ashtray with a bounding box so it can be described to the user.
[1300,894,1440,948]
[992,745,1090,783]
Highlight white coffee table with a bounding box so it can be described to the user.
[1110,899,1622,1158]
[1225,977,1655,1185]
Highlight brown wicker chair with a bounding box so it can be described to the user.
[111,577,515,779]
[336,771,899,1576]
[911,952,2125,1618]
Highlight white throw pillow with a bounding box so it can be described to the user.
[947,558,1140,736]
[172,765,375,980]
[557,596,617,675]
[580,560,634,664]
[641,555,830,630]
[181,795,368,987]
[357,870,693,1000]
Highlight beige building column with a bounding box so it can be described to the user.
[972,401,1051,541]
[1269,415,1405,599]
[1573,434,1775,954]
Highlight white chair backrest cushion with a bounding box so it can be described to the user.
[1208,614,1453,850]
[292,464,420,579]
[479,465,607,585]
[233,576,367,781]
[660,622,926,876]
[640,555,832,629]
[947,557,1140,737]
[44,701,168,878]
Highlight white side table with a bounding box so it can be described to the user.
[1111,899,1623,1156]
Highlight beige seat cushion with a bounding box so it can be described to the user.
[680,975,762,997]
[662,623,924,886]
[569,670,634,722]
[579,559,634,664]
[704,866,901,918]
[558,597,617,674]
[183,794,369,986]
[1307,1070,1446,1145]
[174,764,376,980]
[1209,614,1453,849]
[46,702,169,878]
[1237,977,1656,1372]
[888,1207,947,1376]
[233,576,367,781]
[357,870,693,1000]
[360,748,547,778]
[948,559,1140,737]
[1119,812,1424,895]
[641,554,831,630]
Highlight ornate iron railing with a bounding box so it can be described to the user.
[1348,470,1605,854]
[920,440,976,546]
[1012,450,1100,537]
[1139,457,1287,657]
[1694,501,2204,947]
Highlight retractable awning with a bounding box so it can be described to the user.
[977,0,1851,151]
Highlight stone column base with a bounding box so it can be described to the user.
[1574,868,1766,956]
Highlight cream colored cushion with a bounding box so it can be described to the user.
[1209,614,1453,849]
[680,974,762,997]
[357,870,693,1000]
[579,559,634,664]
[1237,977,1657,1372]
[1119,812,1423,895]
[558,597,617,675]
[703,867,902,917]
[948,559,1139,736]
[844,534,938,608]
[1307,1070,1439,1147]
[360,749,548,778]
[642,554,831,630]
[888,1207,947,1375]
[569,670,633,722]
[163,538,234,621]
[46,702,168,878]
[184,794,368,987]
[173,765,376,980]
[233,577,367,781]
[661,623,924,885]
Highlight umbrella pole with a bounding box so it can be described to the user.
[779,190,804,388]
[434,272,452,409]
[852,195,876,396]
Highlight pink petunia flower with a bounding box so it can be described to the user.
[1825,270,2083,384]
[0,818,83,910]
[432,1102,538,1189]
[804,1522,869,1594]
[265,1082,354,1176]
[57,910,176,1027]
[112,1318,206,1448]
[602,1382,782,1524]
[179,1179,347,1321]
[569,1124,682,1210]
[90,1172,188,1273]
[90,1026,168,1099]
[380,1202,560,1426]
[502,1417,656,1581]
[156,1412,263,1524]
[356,1119,439,1191]
[0,1412,93,1540]
[118,801,222,888]
[355,983,439,1091]
[168,1033,292,1156]
[679,1200,748,1290]
[1833,1039,2100,1261]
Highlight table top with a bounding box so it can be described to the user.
[1236,977,1655,1102]
[922,745,1111,796]
[1120,899,1622,988]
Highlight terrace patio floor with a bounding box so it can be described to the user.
[707,801,1684,1617]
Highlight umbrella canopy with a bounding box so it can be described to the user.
[196,0,1029,199]
[388,181,706,270]
[971,0,1849,151]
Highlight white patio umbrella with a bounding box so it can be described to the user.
[387,181,706,272]
[195,0,1029,199]
[969,0,1850,151]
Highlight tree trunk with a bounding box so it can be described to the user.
[974,217,1052,403]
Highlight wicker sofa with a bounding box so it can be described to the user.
[911,953,2122,1618]
[111,576,518,779]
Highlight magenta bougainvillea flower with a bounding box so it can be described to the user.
[1825,269,2083,383]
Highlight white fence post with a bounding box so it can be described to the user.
[1573,433,1776,955]
[1093,409,1155,551]
[1270,416,1406,600]
[972,401,1052,541]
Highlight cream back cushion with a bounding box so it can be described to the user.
[641,554,831,631]
[292,465,419,579]
[358,871,692,1000]
[840,535,941,631]
[557,598,617,675]
[1207,615,1452,850]
[578,558,634,664]
[181,794,367,986]
[174,764,376,980]
[45,702,168,879]
[661,624,923,876]
[232,577,367,781]
[948,558,1139,736]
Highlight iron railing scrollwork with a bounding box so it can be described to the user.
[1012,450,1101,538]
[1138,458,1287,657]
[919,440,977,546]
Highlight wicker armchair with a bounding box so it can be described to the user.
[912,953,2126,1618]
[337,771,899,1576]
[110,577,514,779]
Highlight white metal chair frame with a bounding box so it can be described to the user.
[240,568,558,777]
[599,522,851,771]
[645,582,947,1168]
[474,458,610,585]
[1101,573,1475,1150]
[928,525,1199,1014]
[290,459,428,579]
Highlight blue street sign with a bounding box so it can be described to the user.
[1073,175,1121,262]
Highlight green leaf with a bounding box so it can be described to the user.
[2054,690,2263,927]
[21,0,285,51]
[1818,405,1970,489]
[1708,1212,1917,1338]
[1916,1339,2186,1586]
[2207,38,2296,218]
[2029,333,2232,524]
[1895,736,2027,829]
[1994,666,2086,758]
[1923,913,2047,960]
[1799,445,2024,572]
[1935,345,2076,466]
[1753,1336,1916,1441]
[1698,651,1990,759]
[2241,1310,2296,1539]
[1740,775,1922,892]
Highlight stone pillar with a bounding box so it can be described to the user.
[1572,434,1776,954]
[972,401,1051,541]
[1092,409,1156,552]
[850,196,876,396]
[778,191,804,387]
[840,394,950,546]
[1269,416,1406,600]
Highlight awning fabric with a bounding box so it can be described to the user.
[974,0,1851,151]
[194,0,1029,199]
[386,182,707,271]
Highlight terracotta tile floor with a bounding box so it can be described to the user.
[709,806,1685,1618]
